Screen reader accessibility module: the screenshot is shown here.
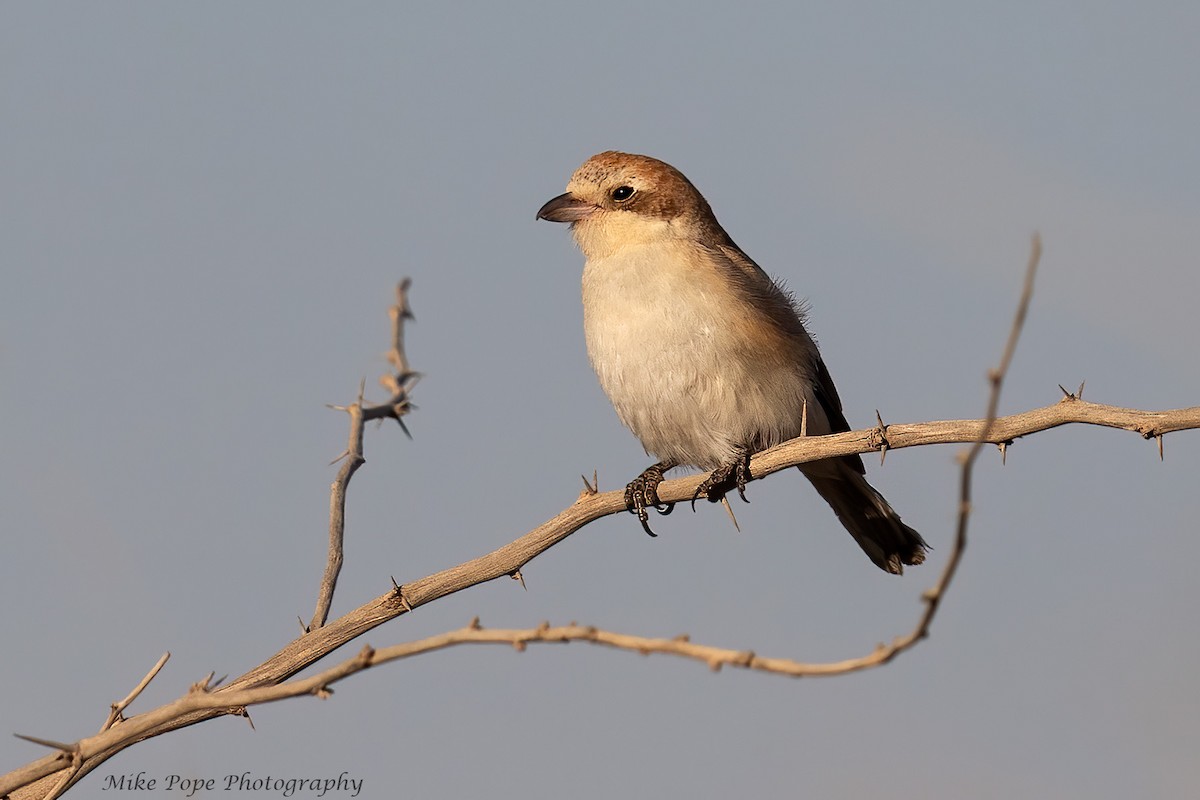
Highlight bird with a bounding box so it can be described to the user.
[536,151,928,574]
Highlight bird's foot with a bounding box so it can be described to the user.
[691,451,752,510]
[624,461,676,537]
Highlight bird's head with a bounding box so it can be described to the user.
[537,151,719,259]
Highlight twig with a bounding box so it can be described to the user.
[100,653,170,732]
[309,281,418,631]
[384,278,414,378]
[885,233,1040,661]
[311,385,366,631]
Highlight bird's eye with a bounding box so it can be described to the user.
[611,185,636,203]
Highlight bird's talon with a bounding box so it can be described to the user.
[735,458,751,503]
[692,452,751,509]
[624,461,673,537]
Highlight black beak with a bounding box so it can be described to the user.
[536,192,596,223]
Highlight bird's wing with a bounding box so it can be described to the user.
[716,240,867,476]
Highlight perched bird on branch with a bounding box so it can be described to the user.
[538,151,927,573]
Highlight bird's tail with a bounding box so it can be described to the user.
[802,462,928,574]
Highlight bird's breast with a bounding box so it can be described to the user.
[580,241,817,468]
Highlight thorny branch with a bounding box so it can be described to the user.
[7,239,1200,799]
[310,280,419,631]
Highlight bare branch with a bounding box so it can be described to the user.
[896,233,1040,660]
[310,387,365,631]
[383,278,414,379]
[100,652,170,732]
[310,282,419,631]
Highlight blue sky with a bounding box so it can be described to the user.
[2,3,1198,798]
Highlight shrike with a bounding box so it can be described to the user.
[537,151,927,574]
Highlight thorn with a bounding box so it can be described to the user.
[13,733,76,752]
[468,616,482,630]
[719,495,741,532]
[328,449,350,466]
[1058,382,1084,401]
[238,707,255,731]
[1157,434,1164,461]
[297,616,308,634]
[800,398,808,437]
[998,441,1007,465]
[580,471,598,495]
[391,577,412,611]
[396,417,412,439]
[190,673,216,693]
[511,569,527,590]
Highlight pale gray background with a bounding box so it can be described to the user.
[3,3,1198,798]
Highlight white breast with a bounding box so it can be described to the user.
[581,239,820,469]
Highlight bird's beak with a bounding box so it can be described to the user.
[536,192,596,223]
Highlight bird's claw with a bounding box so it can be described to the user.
[690,454,752,511]
[624,463,674,537]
